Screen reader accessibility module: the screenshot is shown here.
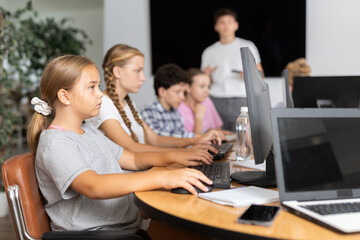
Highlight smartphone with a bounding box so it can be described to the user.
[237,205,280,226]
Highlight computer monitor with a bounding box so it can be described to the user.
[230,47,276,187]
[282,70,294,108]
[292,76,360,108]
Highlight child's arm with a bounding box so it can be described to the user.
[193,103,206,134]
[142,121,196,147]
[99,119,179,152]
[142,121,222,148]
[118,149,213,170]
[194,129,223,145]
[100,119,216,166]
[70,167,213,198]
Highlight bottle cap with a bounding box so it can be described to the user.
[240,106,248,113]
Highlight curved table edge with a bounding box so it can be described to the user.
[134,193,279,240]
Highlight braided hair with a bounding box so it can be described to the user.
[103,44,148,143]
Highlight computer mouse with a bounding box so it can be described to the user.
[171,183,214,194]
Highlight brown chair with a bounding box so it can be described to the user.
[2,152,148,240]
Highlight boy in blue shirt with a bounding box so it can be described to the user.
[141,64,195,138]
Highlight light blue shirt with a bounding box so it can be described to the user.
[140,100,195,138]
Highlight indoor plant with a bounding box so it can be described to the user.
[0,0,92,152]
[0,0,92,217]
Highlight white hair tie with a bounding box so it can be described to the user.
[31,97,52,116]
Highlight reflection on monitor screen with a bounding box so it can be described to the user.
[278,117,360,192]
[230,47,276,187]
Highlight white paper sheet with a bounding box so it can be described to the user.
[198,186,279,208]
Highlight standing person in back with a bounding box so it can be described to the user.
[201,8,264,131]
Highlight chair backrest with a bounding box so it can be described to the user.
[2,152,51,239]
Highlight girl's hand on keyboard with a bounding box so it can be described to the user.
[186,144,218,154]
[162,168,213,195]
[197,129,222,145]
[171,150,213,166]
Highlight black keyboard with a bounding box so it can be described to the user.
[191,161,231,189]
[301,202,360,215]
[209,142,233,160]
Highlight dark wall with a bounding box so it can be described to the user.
[150,0,306,76]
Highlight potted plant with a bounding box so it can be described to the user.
[0,67,21,218]
[0,0,92,122]
[0,0,92,217]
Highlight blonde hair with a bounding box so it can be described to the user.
[285,58,311,87]
[27,55,97,153]
[103,44,147,143]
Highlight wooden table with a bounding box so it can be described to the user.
[135,160,360,240]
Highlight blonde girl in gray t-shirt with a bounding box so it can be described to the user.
[27,55,212,233]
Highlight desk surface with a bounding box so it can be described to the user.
[135,160,360,240]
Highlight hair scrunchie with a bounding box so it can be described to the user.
[31,97,52,116]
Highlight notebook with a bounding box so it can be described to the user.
[198,186,278,207]
[271,108,360,233]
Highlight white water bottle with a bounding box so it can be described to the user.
[236,106,251,161]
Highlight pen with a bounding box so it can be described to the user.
[232,70,242,73]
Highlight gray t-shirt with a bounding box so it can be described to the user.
[35,124,141,231]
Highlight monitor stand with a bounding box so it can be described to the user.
[230,150,277,188]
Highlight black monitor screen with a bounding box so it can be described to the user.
[292,76,360,108]
[150,0,306,76]
[278,117,360,192]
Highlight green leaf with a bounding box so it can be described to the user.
[0,0,92,150]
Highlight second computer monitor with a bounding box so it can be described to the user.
[241,47,273,165]
[292,76,360,108]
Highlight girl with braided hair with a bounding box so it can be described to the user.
[86,44,221,159]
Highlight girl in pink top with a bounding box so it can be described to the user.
[178,68,224,134]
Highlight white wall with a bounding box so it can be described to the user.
[307,0,360,76]
[103,0,155,107]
